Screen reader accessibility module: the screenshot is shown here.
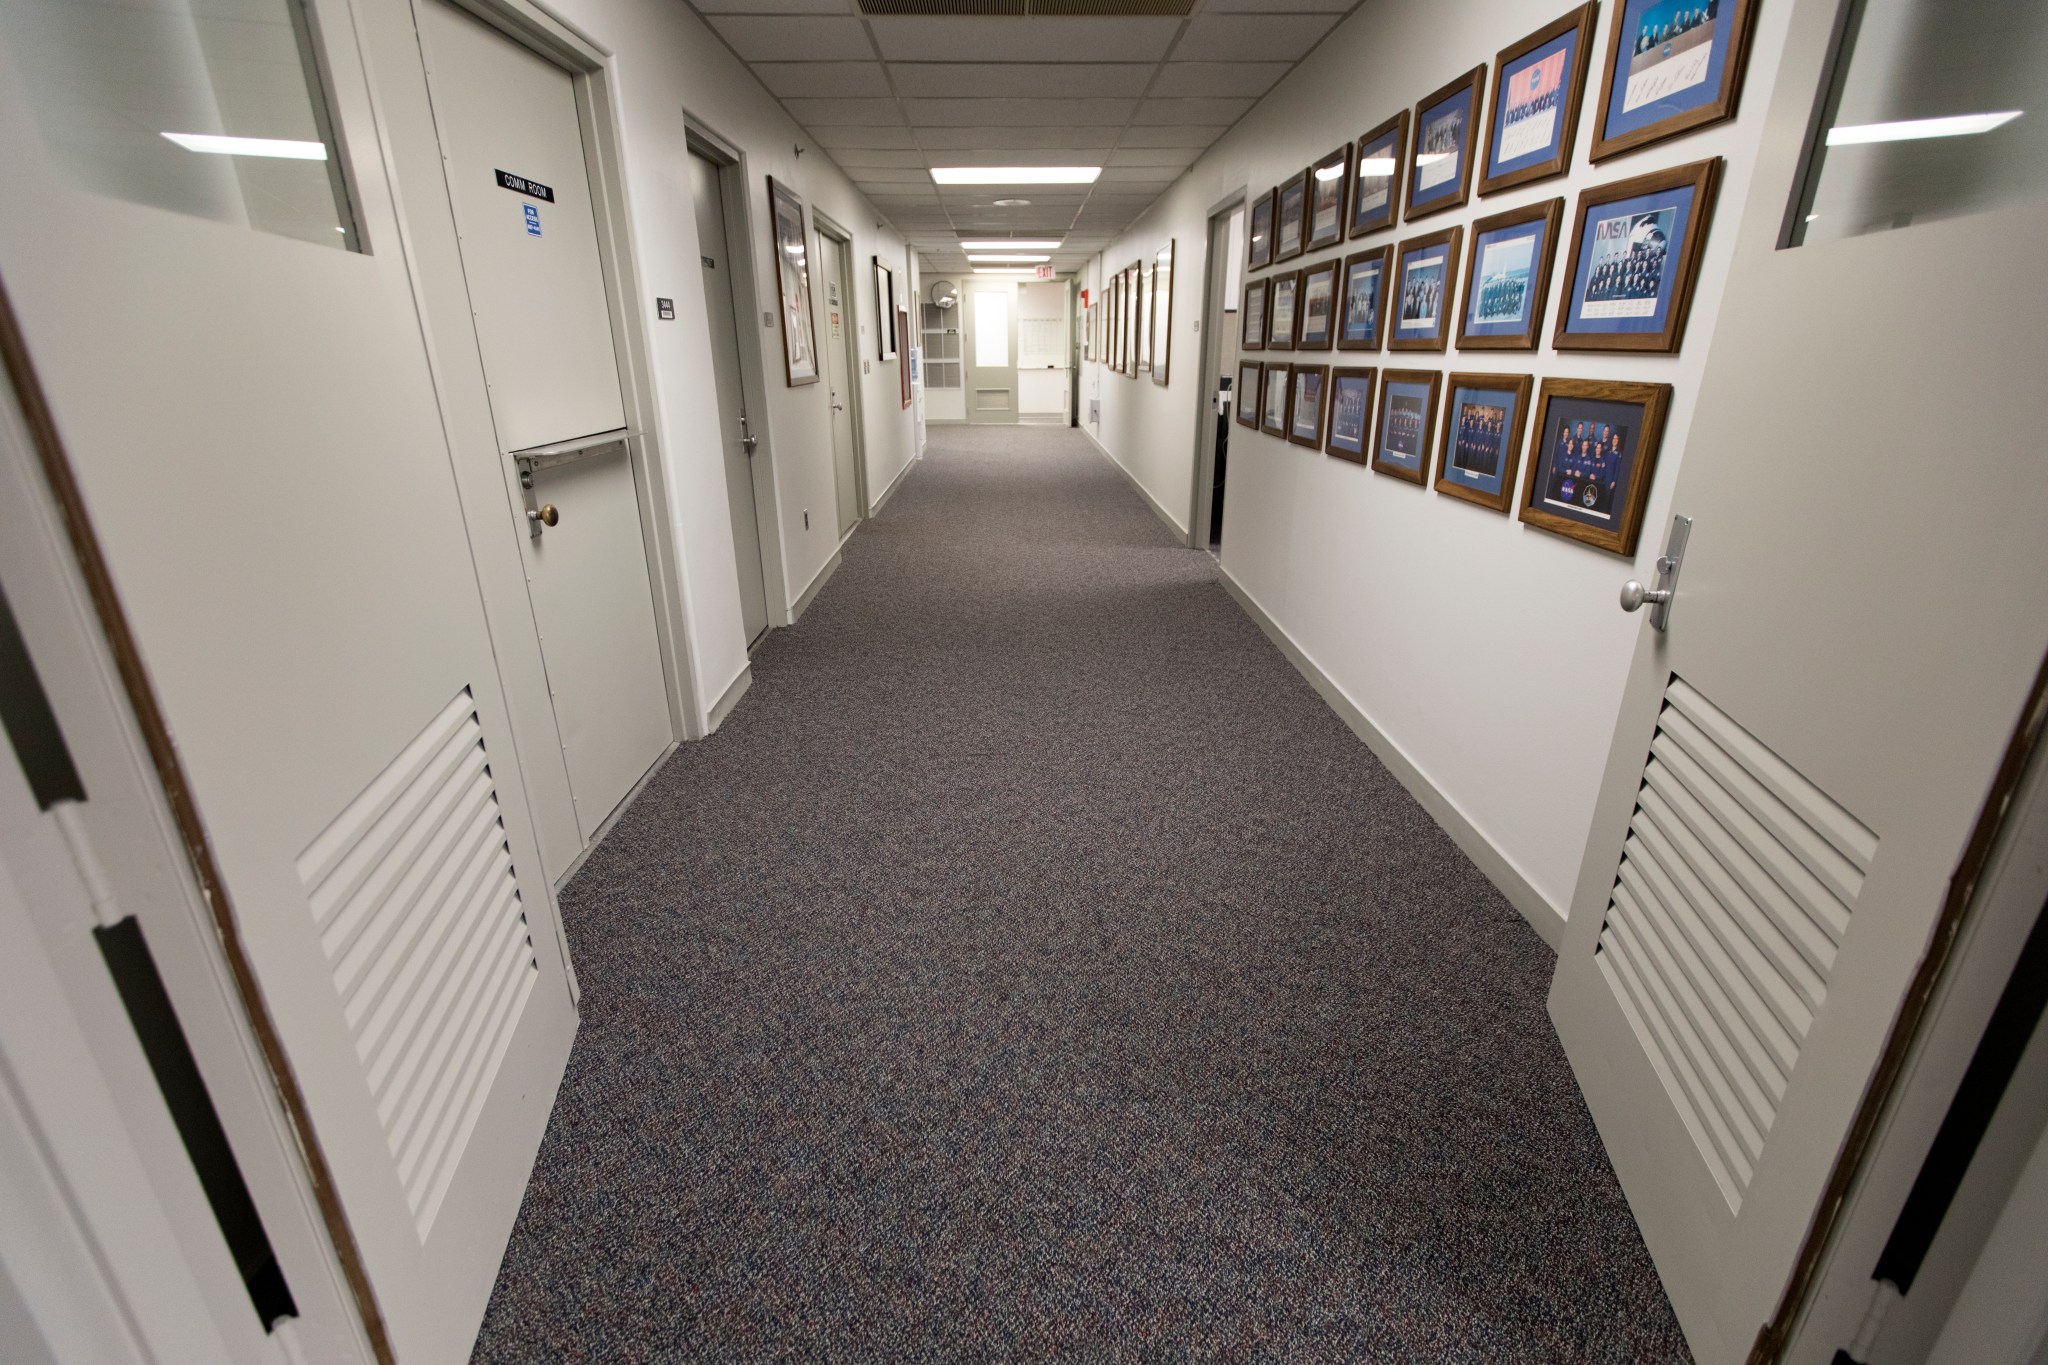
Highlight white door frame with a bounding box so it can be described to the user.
[1187,188,1245,551]
[810,209,870,524]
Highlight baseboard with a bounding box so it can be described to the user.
[1218,566,1567,951]
[1080,428,1188,541]
[870,452,920,515]
[788,549,842,624]
[706,664,751,734]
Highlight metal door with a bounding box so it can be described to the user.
[819,231,863,535]
[1546,1,2048,1361]
[417,0,671,840]
[964,281,1018,424]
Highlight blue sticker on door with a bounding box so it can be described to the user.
[523,202,542,237]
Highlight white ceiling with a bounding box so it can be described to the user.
[687,0,1366,277]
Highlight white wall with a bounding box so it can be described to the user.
[1083,0,1797,933]
[538,0,917,715]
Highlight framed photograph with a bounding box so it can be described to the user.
[1518,377,1672,554]
[873,258,899,360]
[1324,367,1377,463]
[1390,226,1462,353]
[1241,277,1269,352]
[1135,258,1151,374]
[1406,66,1486,221]
[898,309,912,408]
[1337,246,1393,352]
[767,176,819,386]
[1261,362,1293,437]
[1127,263,1143,375]
[1435,373,1533,512]
[1555,157,1721,353]
[1288,365,1330,449]
[1306,145,1351,253]
[1151,240,1174,387]
[1266,269,1301,351]
[1481,3,1598,196]
[1274,170,1308,262]
[1591,0,1760,162]
[1457,197,1563,350]
[1372,369,1441,484]
[1248,189,1276,271]
[1296,261,1338,350]
[1350,112,1408,238]
[1236,362,1264,429]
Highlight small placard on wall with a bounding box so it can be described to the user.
[656,297,675,320]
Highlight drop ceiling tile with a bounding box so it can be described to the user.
[1130,96,1255,125]
[887,62,1154,99]
[828,148,932,167]
[1169,14,1338,62]
[902,97,1137,127]
[782,97,907,125]
[695,0,852,11]
[1116,125,1229,147]
[851,168,935,183]
[1107,148,1198,168]
[1095,166,1179,183]
[1148,61,1291,97]
[751,62,891,97]
[916,126,1121,150]
[705,15,871,61]
[811,125,921,148]
[869,17,1179,63]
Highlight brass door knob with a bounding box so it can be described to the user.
[529,503,559,527]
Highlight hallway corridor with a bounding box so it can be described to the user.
[471,426,1688,1362]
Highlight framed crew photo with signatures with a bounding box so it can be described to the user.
[1458,197,1563,350]
[1337,246,1393,352]
[1350,112,1408,238]
[1518,377,1672,555]
[1325,366,1377,463]
[1297,261,1339,350]
[1248,189,1276,271]
[1307,145,1352,253]
[1372,369,1441,484]
[1591,0,1760,161]
[1241,277,1269,351]
[1274,169,1308,262]
[1435,373,1533,513]
[1267,269,1301,351]
[1406,66,1486,221]
[1481,3,1598,195]
[1289,364,1330,449]
[1236,362,1263,428]
[1390,226,1462,353]
[1262,362,1293,436]
[1556,157,1721,352]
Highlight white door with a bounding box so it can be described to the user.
[965,283,1018,424]
[819,231,863,535]
[689,150,771,646]
[1547,2,2048,1362]
[0,1,577,1361]
[417,0,671,839]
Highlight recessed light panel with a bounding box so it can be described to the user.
[931,166,1101,185]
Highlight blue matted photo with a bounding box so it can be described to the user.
[1338,247,1390,350]
[1390,226,1461,352]
[1466,219,1544,337]
[1591,0,1757,159]
[1371,370,1440,484]
[1406,67,1484,219]
[1435,374,1532,513]
[1519,378,1671,555]
[1487,29,1581,183]
[1350,112,1408,237]
[1325,367,1376,462]
[1557,158,1719,351]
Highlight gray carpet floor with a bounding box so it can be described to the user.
[471,424,1690,1363]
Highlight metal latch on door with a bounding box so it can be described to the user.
[511,428,631,538]
[1619,514,1691,631]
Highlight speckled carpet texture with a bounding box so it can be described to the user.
[471,424,1690,1363]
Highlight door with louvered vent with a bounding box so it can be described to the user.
[1545,2,2048,1363]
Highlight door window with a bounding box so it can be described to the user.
[974,290,1010,368]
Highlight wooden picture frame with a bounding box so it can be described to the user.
[1127,263,1144,375]
[767,176,820,386]
[1266,269,1302,351]
[1590,0,1760,162]
[1480,3,1598,196]
[873,257,899,360]
[1261,362,1293,436]
[1274,169,1308,262]
[1296,260,1339,350]
[1241,277,1269,352]
[1336,245,1393,352]
[1435,372,1533,512]
[1236,361,1263,428]
[1248,189,1276,271]
[1372,369,1441,483]
[1389,225,1462,353]
[1518,377,1671,554]
[1151,240,1174,387]
[1306,145,1352,253]
[1405,65,1486,222]
[1554,157,1721,354]
[1136,258,1152,375]
[1324,366,1377,463]
[1457,197,1563,351]
[1350,112,1409,238]
[898,308,913,408]
[1287,364,1331,449]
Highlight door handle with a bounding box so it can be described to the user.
[1619,515,1690,632]
[527,503,559,529]
[741,432,758,455]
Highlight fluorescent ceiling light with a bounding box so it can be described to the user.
[973,267,1039,275]
[162,132,327,160]
[959,239,1062,250]
[932,166,1100,185]
[969,254,1050,263]
[1826,111,2021,145]
[1314,164,1344,181]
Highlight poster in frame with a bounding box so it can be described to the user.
[1406,66,1486,221]
[1554,157,1721,353]
[1372,369,1441,484]
[1266,269,1302,351]
[1152,240,1174,387]
[1324,366,1377,463]
[1261,362,1293,436]
[1337,245,1393,352]
[1350,112,1409,238]
[1236,362,1264,429]
[1247,189,1276,271]
[1274,169,1308,262]
[1590,0,1760,162]
[898,309,913,409]
[1434,372,1533,512]
[1480,3,1598,196]
[1287,364,1331,449]
[1241,277,1269,352]
[1297,260,1338,350]
[1518,377,1672,554]
[1457,197,1563,351]
[1389,225,1462,353]
[1135,259,1151,374]
[1127,264,1143,375]
[767,176,820,386]
[874,257,899,360]
[1306,145,1352,253]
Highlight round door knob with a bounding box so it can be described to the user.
[529,503,559,527]
[1619,580,1670,612]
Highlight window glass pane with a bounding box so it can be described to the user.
[0,0,359,250]
[1792,0,2046,246]
[973,290,1009,368]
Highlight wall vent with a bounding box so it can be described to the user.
[1595,675,1876,1212]
[296,688,538,1240]
[857,0,1194,14]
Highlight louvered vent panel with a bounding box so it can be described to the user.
[297,688,538,1240]
[1595,676,1876,1212]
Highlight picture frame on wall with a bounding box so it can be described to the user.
[1152,240,1174,387]
[767,176,819,386]
[1262,362,1293,436]
[1350,112,1409,238]
[1518,377,1672,554]
[1435,372,1533,512]
[1248,189,1276,271]
[1127,263,1143,375]
[1480,3,1598,196]
[1306,145,1351,253]
[1590,0,1760,162]
[1236,362,1264,428]
[1241,277,1269,352]
[1135,259,1151,374]
[1274,170,1308,262]
[898,309,912,409]
[873,257,899,360]
[1457,197,1563,350]
[1266,269,1301,351]
[1555,157,1721,353]
[1337,245,1393,352]
[1372,369,1441,483]
[1390,226,1462,353]
[1297,261,1338,350]
[1405,66,1486,221]
[1288,365,1330,449]
[1324,366,1377,463]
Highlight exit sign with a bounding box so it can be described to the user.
[1035,265,1054,279]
